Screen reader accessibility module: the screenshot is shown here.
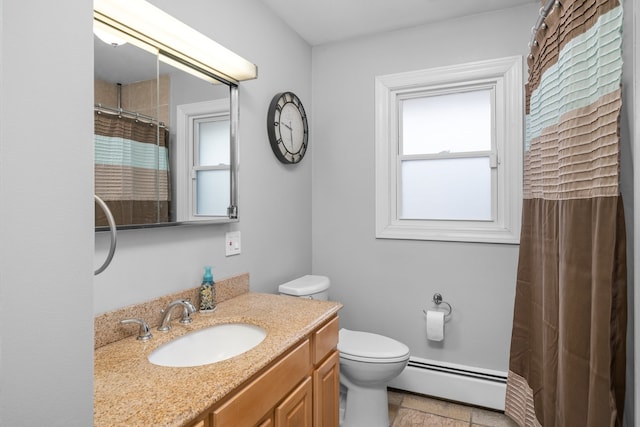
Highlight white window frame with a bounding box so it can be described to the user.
[176,99,231,222]
[374,56,523,244]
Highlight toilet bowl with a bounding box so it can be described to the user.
[338,328,409,427]
[278,275,410,427]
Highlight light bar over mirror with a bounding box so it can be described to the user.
[94,0,257,84]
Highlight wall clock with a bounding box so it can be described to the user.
[267,92,308,164]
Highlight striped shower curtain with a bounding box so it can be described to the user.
[94,113,171,226]
[505,1,626,426]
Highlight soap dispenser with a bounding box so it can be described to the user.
[199,266,216,313]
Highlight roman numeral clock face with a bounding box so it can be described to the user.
[267,92,308,164]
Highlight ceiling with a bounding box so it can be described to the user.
[260,0,539,46]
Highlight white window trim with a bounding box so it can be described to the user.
[176,98,230,222]
[375,56,523,244]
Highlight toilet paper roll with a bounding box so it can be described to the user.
[426,310,445,341]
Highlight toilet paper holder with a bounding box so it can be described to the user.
[422,293,452,319]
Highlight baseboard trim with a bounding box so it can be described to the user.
[388,357,507,410]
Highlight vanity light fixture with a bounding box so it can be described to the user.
[158,53,223,85]
[93,0,258,84]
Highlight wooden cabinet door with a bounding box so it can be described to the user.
[257,416,274,427]
[313,350,340,427]
[186,417,207,427]
[275,377,312,427]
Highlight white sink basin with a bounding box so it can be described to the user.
[148,323,267,367]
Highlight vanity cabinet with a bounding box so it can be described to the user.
[185,315,339,427]
[312,316,340,427]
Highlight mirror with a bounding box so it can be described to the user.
[94,25,238,230]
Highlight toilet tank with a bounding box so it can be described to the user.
[278,275,330,300]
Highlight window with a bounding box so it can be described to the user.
[176,99,232,221]
[375,56,523,243]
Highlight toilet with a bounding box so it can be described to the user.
[279,275,410,427]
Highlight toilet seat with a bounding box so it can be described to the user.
[338,328,410,363]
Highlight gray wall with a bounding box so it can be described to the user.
[1,1,636,425]
[94,0,314,314]
[311,3,539,372]
[0,0,95,425]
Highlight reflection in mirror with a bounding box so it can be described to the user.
[94,23,237,229]
[196,117,231,216]
[94,36,167,226]
[175,98,231,221]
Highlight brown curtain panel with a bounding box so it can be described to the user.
[94,113,171,226]
[505,1,626,426]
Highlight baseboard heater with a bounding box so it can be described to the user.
[388,357,508,411]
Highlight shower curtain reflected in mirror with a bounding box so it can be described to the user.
[94,112,171,226]
[505,1,626,426]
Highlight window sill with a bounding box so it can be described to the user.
[376,221,520,244]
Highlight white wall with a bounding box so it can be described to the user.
[94,0,314,314]
[0,1,95,425]
[311,4,538,372]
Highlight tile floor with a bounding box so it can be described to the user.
[388,389,518,427]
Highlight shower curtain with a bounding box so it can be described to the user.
[505,1,626,426]
[94,113,171,226]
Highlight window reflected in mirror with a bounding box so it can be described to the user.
[195,116,231,216]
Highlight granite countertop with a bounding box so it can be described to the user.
[94,293,342,427]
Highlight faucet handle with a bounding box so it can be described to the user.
[120,318,152,341]
[179,299,196,324]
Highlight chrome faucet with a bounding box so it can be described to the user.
[120,318,153,341]
[158,299,196,331]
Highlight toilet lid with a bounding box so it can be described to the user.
[338,328,410,363]
[278,275,330,296]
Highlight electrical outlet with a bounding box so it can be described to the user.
[225,231,241,256]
